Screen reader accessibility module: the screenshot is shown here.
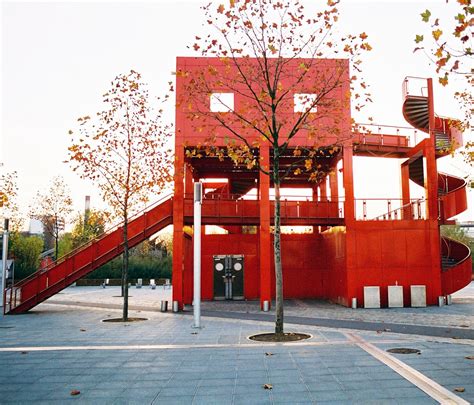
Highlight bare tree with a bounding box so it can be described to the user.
[29,176,73,260]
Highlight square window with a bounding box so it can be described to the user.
[210,93,234,112]
[294,93,317,113]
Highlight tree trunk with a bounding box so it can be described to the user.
[122,215,129,321]
[273,155,284,334]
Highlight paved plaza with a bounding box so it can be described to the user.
[0,283,473,404]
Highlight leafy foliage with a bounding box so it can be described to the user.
[0,171,24,231]
[68,70,173,219]
[9,233,43,280]
[414,0,473,134]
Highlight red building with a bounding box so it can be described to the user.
[4,57,471,314]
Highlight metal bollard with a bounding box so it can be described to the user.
[172,300,179,313]
[160,300,168,312]
[351,298,357,309]
[263,300,270,312]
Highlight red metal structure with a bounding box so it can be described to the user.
[4,58,471,314]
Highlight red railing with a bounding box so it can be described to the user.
[355,198,426,221]
[440,236,472,295]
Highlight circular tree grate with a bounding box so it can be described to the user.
[387,348,421,354]
[249,332,311,343]
[102,317,147,323]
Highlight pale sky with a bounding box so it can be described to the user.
[1,0,473,229]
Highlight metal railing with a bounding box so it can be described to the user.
[353,123,425,148]
[403,76,428,99]
[355,198,426,221]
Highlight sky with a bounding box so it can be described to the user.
[1,0,473,230]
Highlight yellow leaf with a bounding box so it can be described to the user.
[432,29,443,41]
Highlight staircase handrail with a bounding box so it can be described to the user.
[403,76,428,99]
[10,192,174,289]
[371,198,425,221]
[438,172,467,195]
[441,236,472,267]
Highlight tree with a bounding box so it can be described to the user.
[29,176,73,261]
[67,70,172,321]
[180,0,371,334]
[0,170,24,232]
[9,233,43,280]
[414,0,473,162]
[70,209,109,249]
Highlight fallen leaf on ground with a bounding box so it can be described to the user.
[191,332,198,335]
[383,328,391,332]
[454,387,465,393]
[70,390,81,396]
[20,351,28,355]
[265,352,273,356]
[263,384,273,390]
[465,356,474,360]
[80,329,86,332]
[459,325,469,328]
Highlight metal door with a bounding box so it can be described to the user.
[213,255,244,300]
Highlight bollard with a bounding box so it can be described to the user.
[351,298,357,309]
[172,300,179,313]
[438,296,445,307]
[263,300,269,312]
[446,295,452,305]
[160,300,168,312]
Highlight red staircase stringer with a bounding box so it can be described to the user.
[5,197,174,314]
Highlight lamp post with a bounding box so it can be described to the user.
[1,219,10,308]
[193,182,202,328]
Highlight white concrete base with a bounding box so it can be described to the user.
[364,286,380,308]
[410,285,427,307]
[438,296,445,307]
[446,294,452,305]
[388,286,404,308]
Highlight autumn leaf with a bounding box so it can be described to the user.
[432,29,443,41]
[415,34,424,43]
[217,4,225,14]
[359,32,368,40]
[421,9,431,22]
[439,74,449,86]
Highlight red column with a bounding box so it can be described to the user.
[319,177,328,232]
[342,145,355,223]
[426,79,439,221]
[172,145,185,310]
[259,145,271,309]
[329,168,339,218]
[400,163,410,219]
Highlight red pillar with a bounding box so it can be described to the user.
[172,145,185,310]
[400,163,410,219]
[259,145,271,309]
[319,177,328,232]
[329,168,339,218]
[426,79,439,221]
[342,145,355,223]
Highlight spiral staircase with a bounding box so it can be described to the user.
[402,77,471,296]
